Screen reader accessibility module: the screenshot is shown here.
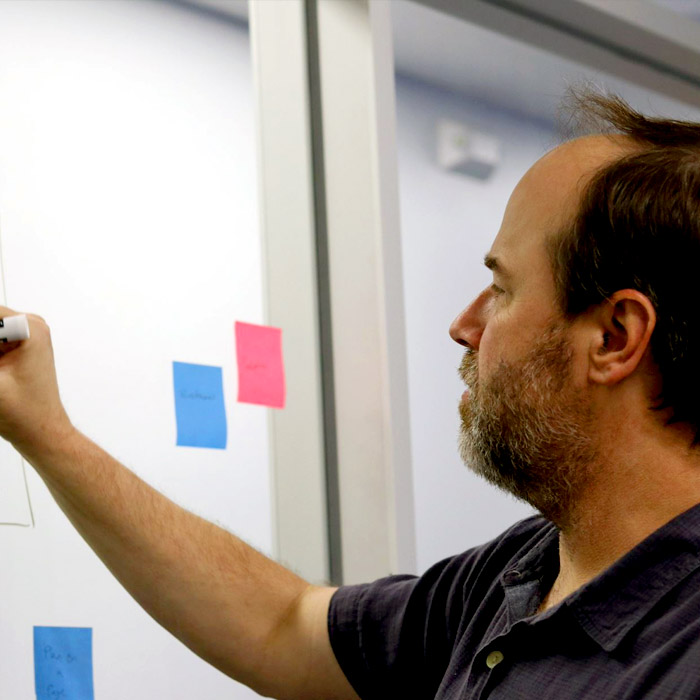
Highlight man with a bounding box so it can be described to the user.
[3,91,700,698]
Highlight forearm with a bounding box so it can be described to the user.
[19,426,314,697]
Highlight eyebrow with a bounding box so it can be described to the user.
[483,254,511,278]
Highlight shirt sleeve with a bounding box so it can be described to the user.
[327,555,474,699]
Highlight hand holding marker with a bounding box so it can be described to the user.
[0,314,30,343]
[0,308,71,455]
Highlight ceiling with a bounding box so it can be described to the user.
[175,0,700,125]
[647,0,700,22]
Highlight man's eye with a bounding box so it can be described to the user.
[490,284,505,296]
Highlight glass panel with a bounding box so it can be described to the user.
[0,1,265,697]
[391,0,700,573]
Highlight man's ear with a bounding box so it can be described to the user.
[589,290,656,386]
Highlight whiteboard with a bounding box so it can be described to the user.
[0,1,270,697]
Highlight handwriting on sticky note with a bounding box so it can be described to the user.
[235,322,285,408]
[34,627,94,700]
[173,362,227,449]
[180,390,215,400]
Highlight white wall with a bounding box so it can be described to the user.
[0,2,268,698]
[395,76,556,574]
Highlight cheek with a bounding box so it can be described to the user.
[478,310,533,376]
[477,322,506,375]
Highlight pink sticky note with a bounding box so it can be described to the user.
[235,321,286,408]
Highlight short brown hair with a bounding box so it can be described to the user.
[550,89,700,440]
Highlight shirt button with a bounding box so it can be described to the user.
[486,650,505,669]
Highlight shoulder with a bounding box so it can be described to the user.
[331,514,554,626]
[424,514,554,613]
[435,514,554,589]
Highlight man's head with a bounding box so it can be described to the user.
[451,90,700,527]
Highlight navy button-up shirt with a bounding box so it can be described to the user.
[329,504,700,698]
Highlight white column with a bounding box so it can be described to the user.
[313,0,417,583]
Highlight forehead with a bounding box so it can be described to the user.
[488,135,631,279]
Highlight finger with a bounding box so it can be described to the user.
[0,304,20,318]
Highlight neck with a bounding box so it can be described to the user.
[539,422,700,612]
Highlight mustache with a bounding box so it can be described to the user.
[458,349,478,386]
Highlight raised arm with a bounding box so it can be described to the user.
[0,308,359,700]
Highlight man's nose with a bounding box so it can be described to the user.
[449,291,487,349]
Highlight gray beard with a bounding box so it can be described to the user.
[457,324,598,530]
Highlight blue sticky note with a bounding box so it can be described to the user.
[34,626,94,700]
[173,361,227,449]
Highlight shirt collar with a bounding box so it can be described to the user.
[500,521,559,621]
[502,503,700,652]
[566,503,700,651]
